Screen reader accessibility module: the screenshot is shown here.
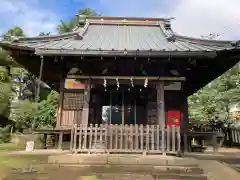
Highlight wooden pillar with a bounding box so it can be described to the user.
[82,79,91,125]
[156,81,165,127]
[58,132,63,150]
[156,81,166,153]
[32,56,44,130]
[43,134,47,149]
[56,91,64,127]
[181,94,189,152]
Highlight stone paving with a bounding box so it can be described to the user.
[48,153,240,180]
[1,150,240,180]
[199,160,240,180]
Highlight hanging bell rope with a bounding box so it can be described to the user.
[144,77,148,88]
[103,77,107,91]
[130,77,134,87]
[116,78,119,90]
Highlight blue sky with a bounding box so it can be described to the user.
[0,0,240,40]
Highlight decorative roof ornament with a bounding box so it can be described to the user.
[231,40,240,47]
[73,34,83,40]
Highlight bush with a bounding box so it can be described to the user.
[0,125,11,143]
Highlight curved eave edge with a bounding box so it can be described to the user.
[13,32,83,42]
[6,22,90,43]
[159,23,236,48]
[169,34,237,48]
[0,42,35,51]
[34,48,218,58]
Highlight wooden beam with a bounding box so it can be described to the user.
[67,75,186,81]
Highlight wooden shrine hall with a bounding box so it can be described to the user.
[1,16,240,154]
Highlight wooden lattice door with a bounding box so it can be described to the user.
[60,91,86,127]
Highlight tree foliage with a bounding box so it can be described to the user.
[57,8,99,33]
[0,26,59,132]
[10,100,38,132]
[10,91,58,131]
[189,63,240,126]
[36,91,59,128]
[39,32,51,36]
[0,68,11,118]
[3,26,24,41]
[0,26,24,67]
[57,20,76,34]
[78,8,99,16]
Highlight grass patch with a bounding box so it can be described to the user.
[0,143,21,152]
[0,155,48,168]
[0,154,49,180]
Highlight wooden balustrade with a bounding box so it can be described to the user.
[70,124,181,154]
[230,128,240,144]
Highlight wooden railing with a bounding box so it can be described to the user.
[70,124,181,154]
[225,128,240,145]
[232,128,240,144]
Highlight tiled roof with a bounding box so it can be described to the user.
[0,16,237,56]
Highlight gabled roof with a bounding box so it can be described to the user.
[0,16,238,57]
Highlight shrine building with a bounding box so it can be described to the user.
[1,16,239,154]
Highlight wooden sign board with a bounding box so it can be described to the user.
[65,79,86,89]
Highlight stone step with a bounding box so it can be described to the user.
[48,165,207,180]
[48,154,198,167]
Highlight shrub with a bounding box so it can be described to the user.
[0,125,11,143]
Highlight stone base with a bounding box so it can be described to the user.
[48,154,197,167]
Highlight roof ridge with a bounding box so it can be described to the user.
[83,16,172,22]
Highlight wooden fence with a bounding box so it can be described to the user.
[224,128,240,145]
[70,124,181,154]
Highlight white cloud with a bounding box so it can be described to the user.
[96,0,171,17]
[0,0,239,41]
[0,0,59,36]
[169,0,240,40]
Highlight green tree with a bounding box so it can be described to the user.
[212,64,240,120]
[0,26,24,67]
[78,8,99,16]
[57,20,76,34]
[0,27,25,124]
[189,63,240,126]
[0,48,19,66]
[57,8,99,33]
[39,32,51,36]
[0,68,11,118]
[36,91,59,128]
[9,100,38,132]
[3,26,24,41]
